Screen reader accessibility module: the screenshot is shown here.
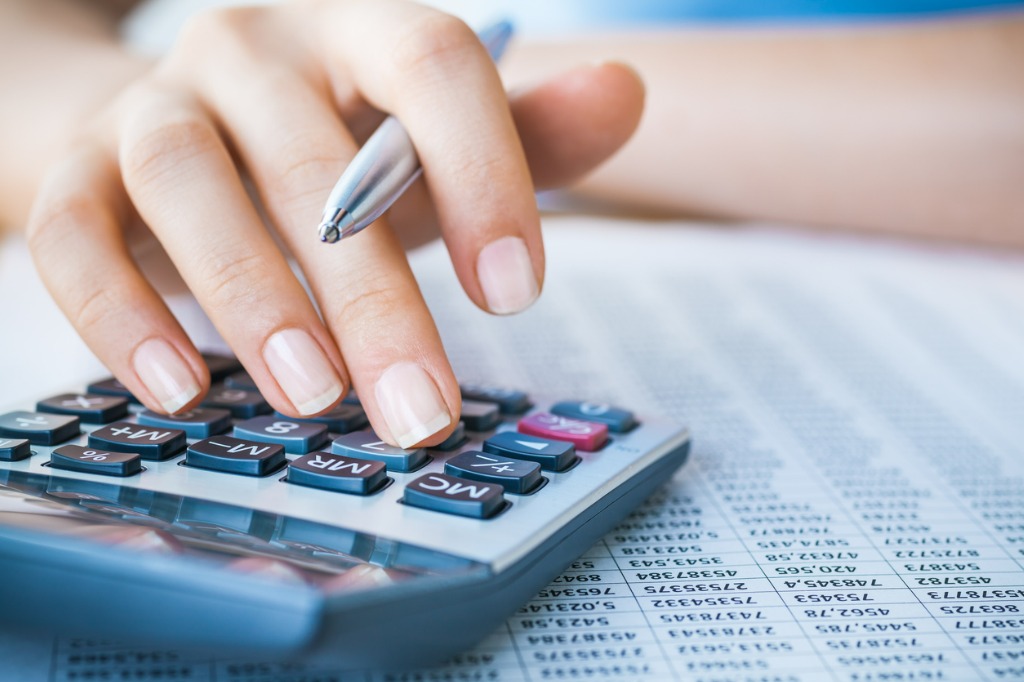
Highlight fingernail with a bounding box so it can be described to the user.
[133,338,202,413]
[374,362,451,449]
[263,328,344,416]
[477,236,539,315]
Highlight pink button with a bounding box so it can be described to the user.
[517,412,608,451]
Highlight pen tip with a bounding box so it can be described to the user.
[318,222,341,244]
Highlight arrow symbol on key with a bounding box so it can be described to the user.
[515,440,548,451]
[362,441,387,451]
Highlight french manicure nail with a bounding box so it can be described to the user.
[263,328,343,416]
[477,236,539,315]
[374,362,451,449]
[133,338,201,413]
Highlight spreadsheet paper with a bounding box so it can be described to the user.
[3,218,1023,681]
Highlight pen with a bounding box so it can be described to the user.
[317,20,514,244]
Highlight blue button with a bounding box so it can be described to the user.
[403,473,505,519]
[330,431,427,472]
[138,407,231,439]
[482,431,576,472]
[50,445,142,477]
[234,416,328,454]
[550,401,636,433]
[186,436,286,476]
[288,453,387,495]
[275,403,367,434]
[201,384,270,418]
[444,450,542,494]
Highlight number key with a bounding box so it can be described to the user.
[233,416,328,454]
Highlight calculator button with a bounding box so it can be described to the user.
[431,421,466,451]
[50,445,142,477]
[201,385,270,418]
[202,354,242,381]
[186,436,286,476]
[518,413,608,452]
[225,371,258,391]
[275,404,367,434]
[0,438,31,462]
[330,431,427,473]
[444,451,542,494]
[403,473,505,519]
[233,416,328,454]
[482,431,576,472]
[86,378,139,403]
[288,453,387,495]
[460,400,501,432]
[37,394,129,424]
[550,401,637,433]
[137,407,232,439]
[0,411,80,446]
[459,385,530,415]
[88,422,186,461]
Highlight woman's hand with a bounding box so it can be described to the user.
[25,0,644,447]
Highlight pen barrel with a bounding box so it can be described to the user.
[324,117,423,232]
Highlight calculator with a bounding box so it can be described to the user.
[0,356,690,668]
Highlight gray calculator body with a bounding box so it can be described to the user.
[0,387,690,669]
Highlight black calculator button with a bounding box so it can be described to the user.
[0,438,31,461]
[37,393,129,424]
[233,416,328,454]
[50,445,142,477]
[186,436,286,476]
[460,400,501,432]
[275,404,367,434]
[200,385,270,418]
[88,421,186,461]
[444,451,542,494]
[137,407,232,439]
[403,473,505,519]
[288,453,387,494]
[202,354,242,381]
[482,431,576,472]
[459,385,530,415]
[86,378,139,403]
[0,411,80,446]
[431,421,466,451]
[550,401,636,433]
[225,371,258,391]
[330,431,427,473]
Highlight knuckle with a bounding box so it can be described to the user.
[199,250,267,312]
[27,191,102,257]
[69,285,122,336]
[391,15,481,80]
[268,130,345,205]
[120,112,218,189]
[329,277,407,331]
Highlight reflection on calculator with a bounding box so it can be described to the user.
[0,355,690,668]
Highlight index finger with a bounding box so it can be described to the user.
[312,1,543,315]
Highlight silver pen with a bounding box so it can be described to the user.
[318,20,514,243]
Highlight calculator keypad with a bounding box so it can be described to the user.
[4,361,644,525]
